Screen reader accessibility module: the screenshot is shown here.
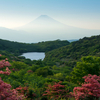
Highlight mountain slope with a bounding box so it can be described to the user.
[0,38,69,54]
[0,27,33,43]
[44,35,100,63]
[16,15,68,32]
[1,15,100,43]
[15,15,100,42]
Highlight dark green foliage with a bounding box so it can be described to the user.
[44,35,100,66]
[0,39,69,55]
[11,61,28,70]
[35,66,53,77]
[36,39,69,52]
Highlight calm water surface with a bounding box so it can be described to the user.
[21,52,45,60]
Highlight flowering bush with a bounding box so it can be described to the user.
[0,54,25,100]
[0,59,11,75]
[0,78,24,100]
[71,74,100,100]
[43,81,70,100]
[16,86,36,99]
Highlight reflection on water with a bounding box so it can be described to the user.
[21,52,45,60]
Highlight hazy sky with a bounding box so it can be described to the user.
[0,0,100,29]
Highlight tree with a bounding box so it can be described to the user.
[71,56,100,84]
[35,66,53,77]
[43,81,70,100]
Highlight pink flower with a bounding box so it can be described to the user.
[71,74,100,100]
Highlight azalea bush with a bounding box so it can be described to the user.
[71,74,100,100]
[0,58,11,75]
[16,86,36,99]
[0,54,25,100]
[43,81,70,100]
[0,79,25,100]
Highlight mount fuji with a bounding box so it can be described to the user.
[16,15,68,32]
[0,15,100,43]
[15,15,100,41]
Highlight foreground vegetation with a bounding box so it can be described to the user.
[0,35,100,100]
[1,55,100,100]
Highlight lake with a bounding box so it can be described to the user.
[21,52,45,60]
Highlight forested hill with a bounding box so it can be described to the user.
[0,39,69,54]
[44,35,100,62]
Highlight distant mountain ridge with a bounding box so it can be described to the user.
[0,15,100,43]
[15,15,100,42]
[16,15,68,32]
[68,39,78,42]
[0,27,34,43]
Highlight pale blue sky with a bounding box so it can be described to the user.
[0,0,100,29]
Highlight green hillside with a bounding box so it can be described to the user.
[0,39,69,55]
[1,35,100,100]
[44,35,100,65]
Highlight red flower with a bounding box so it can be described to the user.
[71,74,100,100]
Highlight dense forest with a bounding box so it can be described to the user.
[0,35,100,100]
[44,35,100,67]
[0,39,69,55]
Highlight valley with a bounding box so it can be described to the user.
[0,35,100,99]
[1,0,100,99]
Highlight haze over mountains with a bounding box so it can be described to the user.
[16,15,68,32]
[0,15,100,43]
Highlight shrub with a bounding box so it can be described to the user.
[71,74,100,100]
[0,78,24,100]
[43,81,70,100]
[35,67,53,77]
[0,54,25,100]
[16,86,36,99]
